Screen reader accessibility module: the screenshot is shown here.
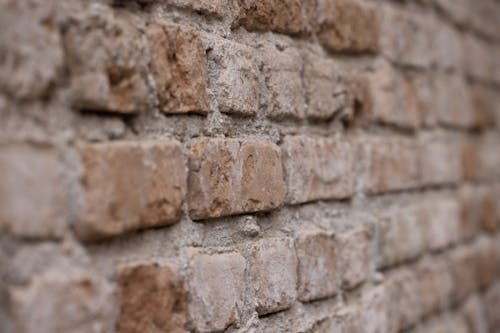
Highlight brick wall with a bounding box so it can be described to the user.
[1,0,500,332]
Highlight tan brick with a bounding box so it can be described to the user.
[458,188,485,241]
[261,47,306,119]
[359,285,388,333]
[484,282,500,330]
[419,134,462,186]
[207,37,260,116]
[296,230,338,302]
[461,138,480,181]
[463,35,492,82]
[418,314,468,333]
[75,140,186,240]
[461,295,489,333]
[64,5,149,113]
[9,268,115,333]
[0,0,63,100]
[470,84,497,129]
[116,262,185,333]
[185,249,246,332]
[188,138,285,220]
[449,245,478,304]
[249,238,297,314]
[233,0,315,35]
[146,23,210,114]
[434,73,475,128]
[475,237,497,289]
[377,203,425,268]
[433,21,464,71]
[338,227,370,289]
[303,54,352,120]
[317,0,379,53]
[363,137,420,194]
[282,135,355,205]
[420,197,460,251]
[478,133,500,181]
[416,258,453,316]
[166,0,232,16]
[0,144,67,239]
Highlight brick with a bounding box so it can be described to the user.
[0,144,67,239]
[282,135,355,205]
[116,262,185,333]
[434,73,475,128]
[166,0,232,16]
[207,37,260,116]
[363,137,420,194]
[478,133,500,181]
[458,188,486,241]
[8,268,115,333]
[146,23,210,114]
[419,134,462,186]
[233,0,315,35]
[74,140,186,240]
[185,249,246,332]
[379,6,434,68]
[449,245,478,303]
[463,35,492,81]
[295,230,338,302]
[249,238,297,315]
[420,197,460,251]
[433,21,464,70]
[303,54,352,120]
[386,268,422,332]
[484,282,500,330]
[338,227,370,289]
[188,137,285,220]
[261,47,306,119]
[416,258,453,316]
[418,314,468,333]
[475,237,497,289]
[316,0,379,53]
[0,0,63,100]
[461,138,480,181]
[64,5,149,113]
[461,295,489,333]
[359,285,388,333]
[470,85,497,129]
[377,203,425,268]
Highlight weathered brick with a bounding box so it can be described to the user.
[419,134,462,186]
[463,35,492,82]
[146,23,210,114]
[9,268,115,333]
[64,5,149,113]
[249,238,297,314]
[0,144,67,239]
[296,230,338,302]
[461,295,489,333]
[449,245,478,304]
[338,227,370,289]
[116,262,185,333]
[434,73,475,128]
[418,313,468,333]
[233,0,315,35]
[475,237,497,289]
[261,47,306,119]
[0,0,63,100]
[461,138,480,181]
[377,203,425,268]
[166,0,232,16]
[317,0,379,53]
[458,188,487,241]
[416,258,453,316]
[363,137,420,194]
[484,282,500,330]
[207,37,260,116]
[359,285,388,333]
[282,135,355,205]
[188,137,285,220]
[75,140,186,240]
[433,20,464,70]
[420,197,460,251]
[478,133,500,181]
[185,249,246,332]
[470,84,497,129]
[303,54,352,120]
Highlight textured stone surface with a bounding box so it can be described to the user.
[146,23,210,114]
[360,285,388,333]
[417,258,453,316]
[296,230,338,302]
[249,238,297,314]
[317,0,379,53]
[116,262,185,333]
[8,268,115,333]
[64,4,149,113]
[75,140,186,240]
[434,73,474,128]
[185,249,246,332]
[449,245,478,303]
[166,0,231,16]
[207,37,260,116]
[419,134,462,186]
[188,138,285,220]
[338,227,370,289]
[282,135,355,204]
[0,144,67,239]
[420,197,460,251]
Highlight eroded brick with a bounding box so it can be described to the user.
[338,227,370,289]
[185,249,246,332]
[0,144,67,239]
[484,282,500,330]
[360,285,388,333]
[419,134,462,186]
[282,135,355,205]
[434,73,475,128]
[166,0,232,16]
[461,295,489,333]
[188,138,285,220]
[296,230,338,302]
[416,258,453,316]
[75,140,186,240]
[147,23,210,114]
[420,197,460,251]
[449,245,478,304]
[116,262,185,333]
[249,238,297,314]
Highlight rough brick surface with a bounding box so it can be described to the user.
[419,134,462,186]
[185,249,246,332]
[146,23,210,114]
[338,227,370,289]
[116,262,185,333]
[249,238,297,314]
[188,138,285,219]
[295,230,338,302]
[75,140,186,240]
[420,197,460,251]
